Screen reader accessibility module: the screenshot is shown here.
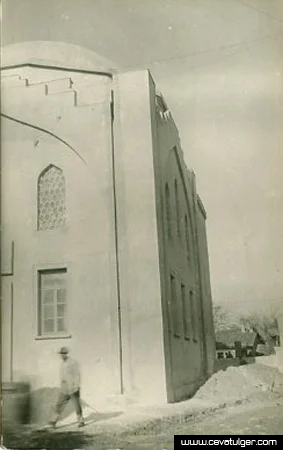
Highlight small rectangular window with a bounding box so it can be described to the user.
[190,290,198,342]
[175,180,181,239]
[165,183,172,239]
[38,268,68,336]
[181,284,191,340]
[185,215,190,261]
[170,274,181,338]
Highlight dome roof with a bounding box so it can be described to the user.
[1,41,119,72]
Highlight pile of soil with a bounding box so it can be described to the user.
[194,363,283,404]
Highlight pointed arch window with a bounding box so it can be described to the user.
[38,165,66,231]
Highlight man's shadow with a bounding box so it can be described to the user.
[47,411,122,430]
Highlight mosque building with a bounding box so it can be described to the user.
[1,41,215,408]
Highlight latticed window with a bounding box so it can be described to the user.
[38,165,66,231]
[38,269,68,336]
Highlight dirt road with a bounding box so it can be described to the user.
[118,400,283,450]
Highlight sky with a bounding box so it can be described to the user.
[2,0,283,315]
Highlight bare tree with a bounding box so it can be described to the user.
[238,311,278,333]
[212,304,237,332]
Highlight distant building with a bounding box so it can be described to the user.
[215,330,265,359]
[1,41,215,407]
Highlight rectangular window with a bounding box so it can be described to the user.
[181,284,191,340]
[190,290,198,342]
[170,274,181,338]
[38,268,68,336]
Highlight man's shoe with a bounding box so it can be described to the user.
[48,421,56,429]
[78,421,85,428]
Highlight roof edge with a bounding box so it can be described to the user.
[0,62,114,79]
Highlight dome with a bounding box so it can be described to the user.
[1,41,119,72]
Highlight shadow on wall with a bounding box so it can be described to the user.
[2,381,31,425]
[2,384,71,426]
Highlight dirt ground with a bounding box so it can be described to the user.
[3,395,283,449]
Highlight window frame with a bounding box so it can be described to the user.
[34,263,71,340]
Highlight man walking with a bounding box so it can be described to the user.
[49,347,85,428]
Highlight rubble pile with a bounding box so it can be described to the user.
[195,363,283,404]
